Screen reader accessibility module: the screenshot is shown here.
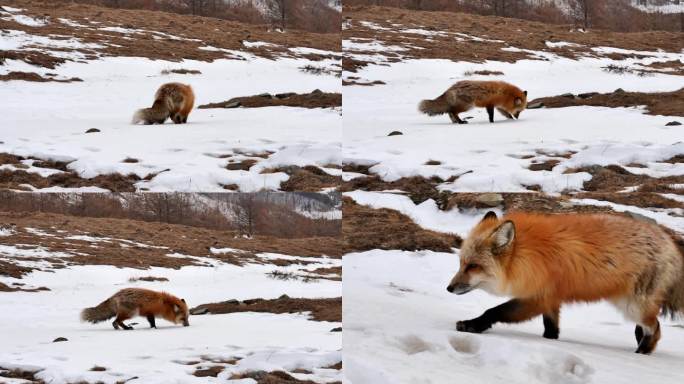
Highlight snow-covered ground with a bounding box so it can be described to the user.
[0,12,341,192]
[343,193,684,384]
[0,250,341,383]
[343,43,684,193]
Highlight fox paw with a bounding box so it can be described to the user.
[456,320,489,334]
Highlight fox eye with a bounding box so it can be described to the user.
[465,263,479,272]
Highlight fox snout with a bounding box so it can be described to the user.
[446,282,475,295]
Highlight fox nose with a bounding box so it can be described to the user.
[446,284,455,293]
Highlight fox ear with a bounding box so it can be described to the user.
[491,220,515,253]
[514,97,522,106]
[523,90,527,96]
[482,211,498,222]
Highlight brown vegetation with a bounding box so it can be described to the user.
[199,90,341,110]
[0,71,83,82]
[343,197,461,253]
[191,296,341,322]
[530,88,684,117]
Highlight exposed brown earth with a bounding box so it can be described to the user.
[1,0,340,71]
[191,296,341,322]
[0,168,141,192]
[0,71,83,82]
[530,88,684,117]
[0,211,343,279]
[229,370,341,384]
[343,197,461,253]
[341,174,451,206]
[343,6,684,72]
[565,164,684,193]
[271,166,341,192]
[199,90,341,110]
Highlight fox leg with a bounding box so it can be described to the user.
[181,114,188,124]
[113,313,133,330]
[457,298,544,334]
[635,303,661,354]
[448,106,469,124]
[486,105,494,123]
[542,307,560,339]
[497,107,514,119]
[147,314,156,329]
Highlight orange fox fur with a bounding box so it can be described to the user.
[132,82,195,125]
[447,211,683,354]
[81,288,190,330]
[419,80,527,124]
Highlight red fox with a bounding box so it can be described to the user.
[132,82,195,125]
[81,288,190,330]
[419,80,527,124]
[447,211,683,354]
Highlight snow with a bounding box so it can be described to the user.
[343,50,684,193]
[0,7,48,27]
[344,248,684,384]
[1,42,341,191]
[0,257,341,384]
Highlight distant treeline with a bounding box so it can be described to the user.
[74,0,341,33]
[0,192,341,238]
[346,0,684,32]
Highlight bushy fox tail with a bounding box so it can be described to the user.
[81,298,115,323]
[418,94,451,116]
[131,109,146,124]
[663,236,684,318]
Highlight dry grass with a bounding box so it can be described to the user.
[191,296,341,322]
[530,88,684,117]
[0,71,82,82]
[199,90,341,110]
[343,197,460,253]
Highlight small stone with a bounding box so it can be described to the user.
[257,92,271,98]
[275,92,296,99]
[224,101,241,108]
[53,337,68,342]
[311,89,323,95]
[614,88,625,93]
[475,193,504,207]
[85,128,100,133]
[388,131,403,136]
[189,307,209,315]
[526,102,544,109]
[560,93,575,98]
[665,121,681,126]
[330,327,342,332]
[577,92,598,99]
[278,294,290,300]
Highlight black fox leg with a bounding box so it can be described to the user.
[182,115,188,123]
[112,320,120,330]
[147,315,156,328]
[542,307,560,339]
[635,325,644,344]
[457,299,544,334]
[486,105,494,123]
[114,315,133,330]
[449,109,468,124]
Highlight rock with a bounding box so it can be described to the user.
[625,211,657,224]
[577,92,598,99]
[475,193,504,207]
[614,88,625,94]
[388,131,403,136]
[275,92,296,99]
[85,128,100,133]
[560,93,575,98]
[278,294,290,300]
[190,307,209,315]
[330,327,342,332]
[224,101,241,108]
[665,121,682,126]
[311,89,323,95]
[53,337,68,342]
[526,102,544,109]
[257,92,271,98]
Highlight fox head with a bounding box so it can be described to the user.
[173,298,190,327]
[512,90,527,119]
[446,211,515,296]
